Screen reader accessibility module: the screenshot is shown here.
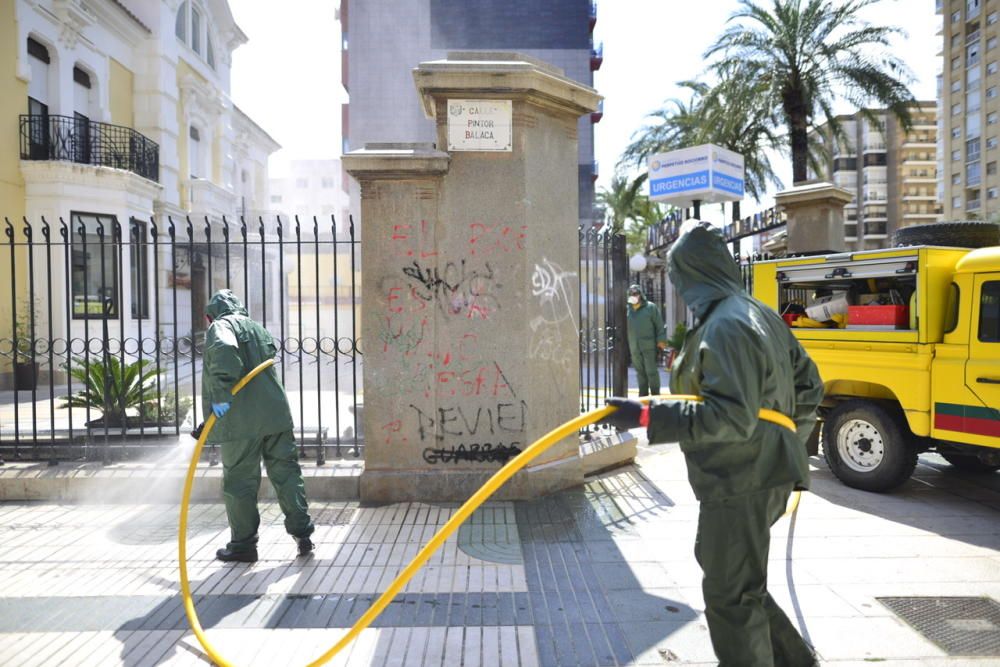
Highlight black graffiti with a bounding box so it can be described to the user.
[422,442,523,464]
[410,400,527,441]
[402,259,501,317]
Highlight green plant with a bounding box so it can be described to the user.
[139,390,194,426]
[13,299,41,363]
[62,356,161,427]
[667,322,688,351]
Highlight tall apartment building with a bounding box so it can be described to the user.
[269,160,351,225]
[338,0,601,227]
[807,103,941,250]
[937,0,1000,219]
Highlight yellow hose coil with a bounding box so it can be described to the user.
[178,368,800,667]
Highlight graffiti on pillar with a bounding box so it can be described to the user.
[377,218,530,459]
[422,442,523,464]
[528,257,578,369]
[401,258,501,319]
[467,223,527,257]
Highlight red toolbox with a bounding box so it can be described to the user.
[847,305,909,328]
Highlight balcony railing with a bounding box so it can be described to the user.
[590,42,603,71]
[19,114,159,182]
[864,220,888,236]
[589,0,597,30]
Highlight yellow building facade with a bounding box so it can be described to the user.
[1,0,279,384]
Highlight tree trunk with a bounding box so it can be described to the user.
[789,112,809,184]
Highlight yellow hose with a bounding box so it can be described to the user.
[179,374,799,667]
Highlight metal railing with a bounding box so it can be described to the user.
[579,227,627,418]
[19,114,159,182]
[1,215,361,463]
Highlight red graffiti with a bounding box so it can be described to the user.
[468,223,527,257]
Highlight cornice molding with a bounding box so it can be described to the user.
[20,159,163,199]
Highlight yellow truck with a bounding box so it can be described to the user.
[752,231,1000,492]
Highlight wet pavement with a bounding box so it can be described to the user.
[0,439,998,665]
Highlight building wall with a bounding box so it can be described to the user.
[270,159,351,227]
[1,0,279,375]
[108,58,134,127]
[939,0,1000,218]
[808,102,940,250]
[342,0,598,228]
[0,0,28,342]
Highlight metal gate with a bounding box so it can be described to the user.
[1,215,362,463]
[578,226,628,415]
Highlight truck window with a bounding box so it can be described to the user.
[981,281,1000,342]
[945,283,961,334]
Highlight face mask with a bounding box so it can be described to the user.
[628,296,639,305]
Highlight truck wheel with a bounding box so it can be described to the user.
[822,401,918,492]
[893,221,1000,249]
[941,452,1000,473]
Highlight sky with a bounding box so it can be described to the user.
[229,0,940,220]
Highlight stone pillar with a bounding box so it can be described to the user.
[345,53,600,502]
[776,182,854,255]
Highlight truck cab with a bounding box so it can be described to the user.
[752,245,1000,491]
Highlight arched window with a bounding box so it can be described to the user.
[175,1,217,70]
[175,3,187,41]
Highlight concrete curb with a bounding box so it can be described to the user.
[0,460,363,502]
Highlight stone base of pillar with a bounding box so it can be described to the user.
[776,181,854,255]
[360,452,584,503]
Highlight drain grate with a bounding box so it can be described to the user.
[878,597,1000,656]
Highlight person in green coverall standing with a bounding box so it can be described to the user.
[626,284,667,396]
[602,222,823,666]
[200,290,314,563]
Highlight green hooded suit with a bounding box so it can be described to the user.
[626,284,667,396]
[648,223,823,666]
[202,290,313,552]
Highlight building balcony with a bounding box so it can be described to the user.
[591,99,603,123]
[590,42,603,71]
[968,198,982,210]
[863,142,887,153]
[902,140,936,148]
[19,114,159,182]
[902,194,938,201]
[589,0,597,31]
[864,220,888,236]
[903,173,937,182]
[591,160,599,181]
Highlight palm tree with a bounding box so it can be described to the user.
[706,0,916,184]
[619,83,705,171]
[595,173,649,234]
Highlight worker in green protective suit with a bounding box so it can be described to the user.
[626,283,667,396]
[200,290,314,563]
[601,222,824,666]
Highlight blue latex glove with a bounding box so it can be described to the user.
[212,402,231,418]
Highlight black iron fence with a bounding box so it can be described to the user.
[579,226,628,416]
[20,114,160,182]
[1,215,361,464]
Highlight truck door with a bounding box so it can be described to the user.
[964,274,1000,444]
